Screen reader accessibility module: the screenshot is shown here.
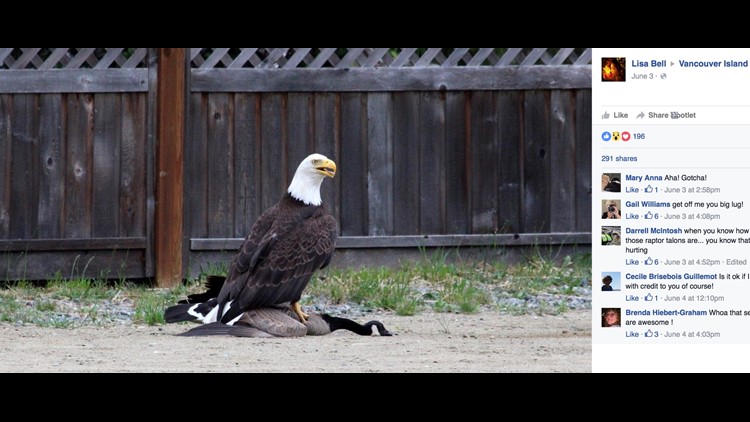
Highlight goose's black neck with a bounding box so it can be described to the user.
[321,314,393,336]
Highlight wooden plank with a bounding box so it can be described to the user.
[155,48,186,287]
[575,89,592,232]
[207,93,233,238]
[185,93,209,239]
[281,94,306,186]
[10,95,40,238]
[144,48,158,278]
[339,93,368,236]
[0,237,147,251]
[522,90,551,233]
[391,92,420,235]
[549,90,576,232]
[260,93,285,212]
[63,93,94,238]
[470,91,497,234]
[444,92,469,235]
[286,93,314,184]
[0,94,10,237]
[0,69,149,93]
[367,93,393,236]
[190,67,593,93]
[119,93,147,238]
[419,91,446,234]
[1,249,148,281]
[37,95,64,238]
[313,93,337,219]
[92,94,121,237]
[233,93,261,237]
[337,233,591,248]
[496,91,522,233]
[191,232,592,251]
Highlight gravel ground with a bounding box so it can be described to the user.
[0,309,591,373]
[0,286,592,373]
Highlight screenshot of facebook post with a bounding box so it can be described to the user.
[592,48,750,372]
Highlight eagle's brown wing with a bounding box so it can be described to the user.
[216,203,336,324]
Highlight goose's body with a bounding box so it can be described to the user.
[165,276,393,337]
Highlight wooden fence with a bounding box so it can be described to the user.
[0,48,592,286]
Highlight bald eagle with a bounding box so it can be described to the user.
[165,153,338,335]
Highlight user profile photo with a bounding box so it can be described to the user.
[601,307,621,327]
[601,272,621,292]
[601,226,621,246]
[602,57,626,82]
[601,199,622,219]
[601,172,621,192]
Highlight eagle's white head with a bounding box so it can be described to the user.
[287,153,337,206]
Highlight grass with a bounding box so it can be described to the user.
[306,247,591,317]
[0,248,591,328]
[0,272,198,328]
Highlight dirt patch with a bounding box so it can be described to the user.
[0,309,591,373]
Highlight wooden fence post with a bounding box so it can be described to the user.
[154,48,187,287]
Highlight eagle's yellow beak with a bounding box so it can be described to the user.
[316,159,336,178]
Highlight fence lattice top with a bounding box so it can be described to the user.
[0,48,592,71]
[0,48,148,70]
[190,48,591,69]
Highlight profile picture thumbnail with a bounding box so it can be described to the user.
[602,173,621,192]
[601,226,621,246]
[602,57,626,82]
[601,272,621,291]
[602,307,621,327]
[601,199,622,220]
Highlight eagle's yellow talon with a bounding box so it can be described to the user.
[292,302,309,322]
